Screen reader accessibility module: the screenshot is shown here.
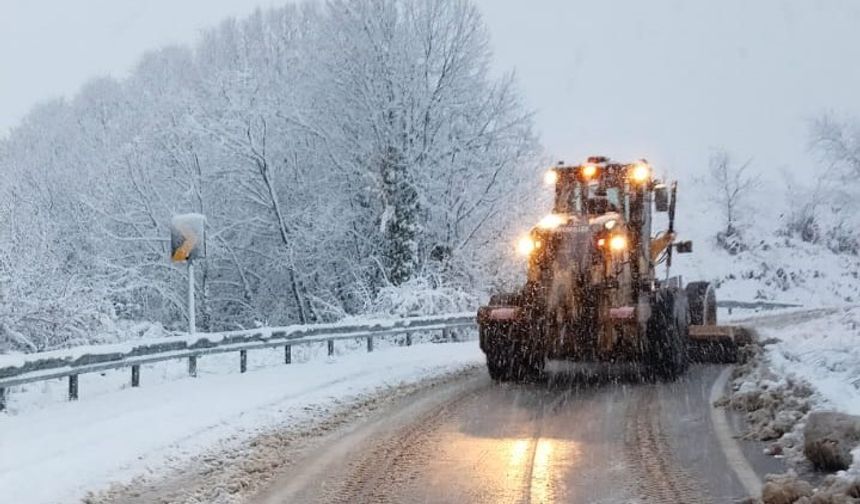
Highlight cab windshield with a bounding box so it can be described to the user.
[555,177,626,218]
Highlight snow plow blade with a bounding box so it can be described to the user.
[688,325,752,363]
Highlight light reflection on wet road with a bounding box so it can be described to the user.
[255,365,780,504]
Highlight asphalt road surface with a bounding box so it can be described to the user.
[252,364,781,504]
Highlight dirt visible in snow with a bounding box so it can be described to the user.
[760,471,814,504]
[717,335,814,453]
[83,366,480,504]
[804,412,860,472]
[754,471,860,504]
[720,324,860,504]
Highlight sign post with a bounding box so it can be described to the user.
[170,214,206,337]
[187,260,196,336]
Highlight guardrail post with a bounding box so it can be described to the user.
[188,356,198,377]
[0,387,6,412]
[131,365,140,387]
[367,336,373,353]
[69,375,79,401]
[327,339,334,357]
[406,333,412,346]
[284,345,292,364]
[240,350,248,373]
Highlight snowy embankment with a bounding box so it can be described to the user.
[0,340,484,504]
[755,307,860,417]
[721,306,860,501]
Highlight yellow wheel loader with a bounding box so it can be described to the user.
[477,157,747,382]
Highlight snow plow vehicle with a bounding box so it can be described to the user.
[478,157,748,382]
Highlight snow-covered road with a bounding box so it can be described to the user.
[0,340,484,504]
[4,307,859,504]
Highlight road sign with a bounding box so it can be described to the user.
[170,213,206,337]
[170,214,206,262]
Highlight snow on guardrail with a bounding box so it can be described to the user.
[0,312,477,410]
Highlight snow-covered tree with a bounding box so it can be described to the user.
[805,115,860,254]
[0,0,540,351]
[707,150,760,254]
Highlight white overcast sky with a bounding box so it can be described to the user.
[3,0,860,183]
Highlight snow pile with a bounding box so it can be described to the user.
[721,308,860,502]
[725,308,860,446]
[760,471,814,504]
[804,412,860,472]
[758,307,860,416]
[722,359,813,445]
[759,472,860,504]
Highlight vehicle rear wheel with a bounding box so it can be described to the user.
[508,343,544,383]
[647,290,689,380]
[485,344,512,382]
[686,281,717,325]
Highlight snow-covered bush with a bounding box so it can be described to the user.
[369,276,478,318]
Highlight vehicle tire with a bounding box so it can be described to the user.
[647,289,689,380]
[482,326,543,383]
[482,324,513,382]
[508,343,545,383]
[674,292,690,375]
[486,350,510,381]
[686,281,717,326]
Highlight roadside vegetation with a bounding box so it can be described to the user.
[0,0,540,352]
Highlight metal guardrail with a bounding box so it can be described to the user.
[0,313,477,411]
[717,300,802,311]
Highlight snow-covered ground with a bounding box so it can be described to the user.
[723,305,860,492]
[755,306,860,416]
[0,339,484,504]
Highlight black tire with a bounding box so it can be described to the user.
[508,343,544,383]
[486,350,510,381]
[482,325,543,383]
[647,289,689,380]
[686,281,717,326]
[481,324,511,381]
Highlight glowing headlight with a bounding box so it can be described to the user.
[581,163,598,179]
[543,170,559,186]
[630,162,651,183]
[537,213,566,229]
[604,219,617,230]
[609,234,628,251]
[517,236,536,256]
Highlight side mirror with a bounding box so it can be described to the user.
[654,185,669,212]
[675,241,693,254]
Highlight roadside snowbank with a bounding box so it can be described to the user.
[722,307,860,502]
[0,340,484,504]
[757,307,860,416]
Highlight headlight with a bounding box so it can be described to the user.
[543,169,559,186]
[517,236,536,256]
[537,213,566,229]
[629,162,650,183]
[581,163,598,179]
[609,234,628,251]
